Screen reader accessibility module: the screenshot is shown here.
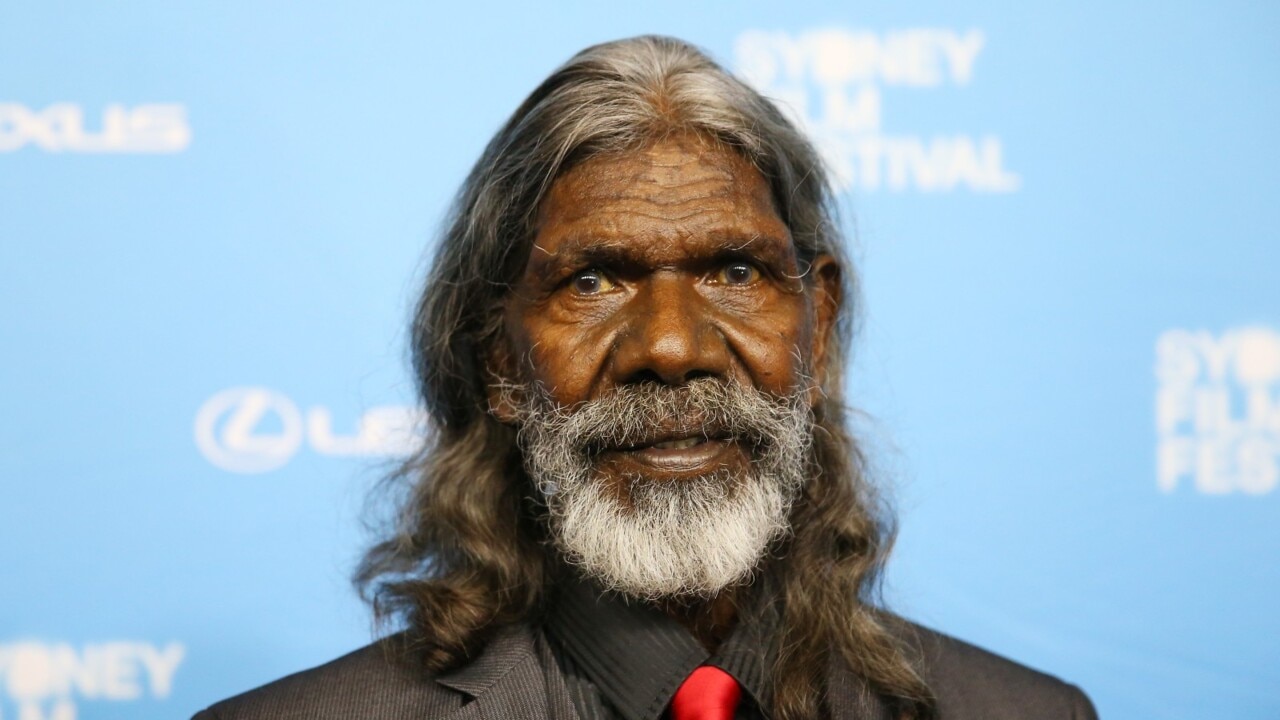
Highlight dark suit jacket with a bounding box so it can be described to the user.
[194,621,1097,719]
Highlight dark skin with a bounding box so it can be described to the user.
[491,133,841,650]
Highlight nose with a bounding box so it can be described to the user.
[609,274,731,386]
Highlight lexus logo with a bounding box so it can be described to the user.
[0,103,191,153]
[194,387,423,473]
[194,387,303,473]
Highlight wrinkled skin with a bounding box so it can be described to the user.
[491,132,842,647]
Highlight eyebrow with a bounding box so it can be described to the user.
[533,231,796,269]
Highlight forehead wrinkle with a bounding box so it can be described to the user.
[542,194,760,240]
[592,207,733,224]
[563,176,742,212]
[561,155,742,199]
[534,137,792,270]
[543,228,793,268]
[544,184,767,232]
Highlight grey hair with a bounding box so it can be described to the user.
[415,34,853,433]
[358,35,937,720]
[514,376,814,600]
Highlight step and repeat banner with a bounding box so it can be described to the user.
[2,2,1276,718]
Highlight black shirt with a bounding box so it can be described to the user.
[543,577,776,720]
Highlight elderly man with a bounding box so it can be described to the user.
[196,36,1096,720]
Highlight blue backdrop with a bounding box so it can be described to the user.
[2,2,1277,718]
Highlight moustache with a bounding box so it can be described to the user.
[518,377,810,456]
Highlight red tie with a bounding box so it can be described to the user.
[669,665,742,720]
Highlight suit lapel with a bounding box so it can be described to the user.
[436,624,579,720]
[432,620,891,719]
[827,659,893,720]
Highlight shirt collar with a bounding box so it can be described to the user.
[544,574,777,720]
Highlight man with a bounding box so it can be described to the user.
[196,36,1096,720]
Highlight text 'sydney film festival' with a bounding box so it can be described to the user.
[2,3,1277,720]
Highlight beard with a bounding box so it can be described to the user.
[509,376,814,600]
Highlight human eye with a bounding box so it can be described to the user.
[714,261,761,286]
[568,268,616,295]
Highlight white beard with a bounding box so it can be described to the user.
[550,468,795,599]
[511,377,813,600]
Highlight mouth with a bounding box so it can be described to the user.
[649,437,706,450]
[594,432,746,475]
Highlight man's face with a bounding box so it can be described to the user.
[492,133,839,597]
[500,133,837,476]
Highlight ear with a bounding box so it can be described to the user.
[484,335,523,425]
[807,254,842,406]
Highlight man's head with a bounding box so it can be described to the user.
[359,35,931,719]
[412,36,851,434]
[492,131,841,598]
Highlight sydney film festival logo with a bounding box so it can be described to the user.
[0,640,184,719]
[734,27,1018,193]
[1156,326,1280,495]
[0,103,190,153]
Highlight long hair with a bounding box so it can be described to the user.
[355,35,936,719]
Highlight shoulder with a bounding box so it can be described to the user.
[889,618,1098,720]
[191,637,462,720]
